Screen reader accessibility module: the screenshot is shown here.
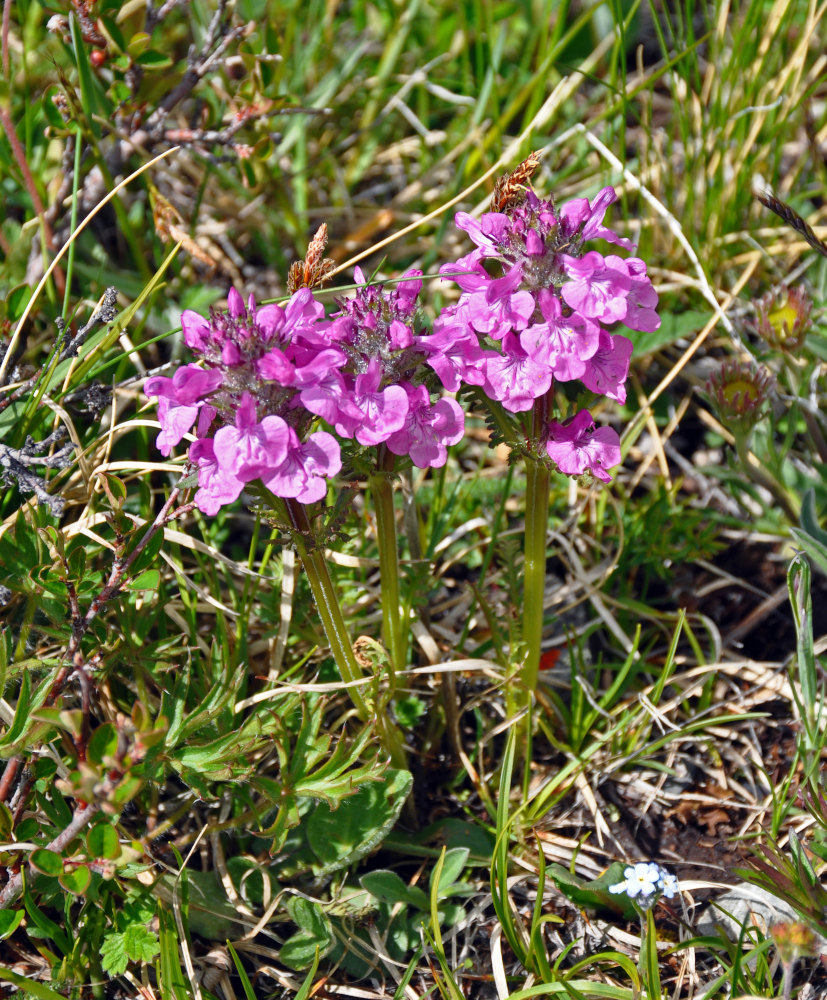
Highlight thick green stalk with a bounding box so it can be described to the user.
[284,499,371,717]
[520,393,552,695]
[281,497,407,769]
[733,435,799,523]
[369,447,405,680]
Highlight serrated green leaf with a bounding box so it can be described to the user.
[100,930,129,975]
[124,922,161,962]
[101,924,159,975]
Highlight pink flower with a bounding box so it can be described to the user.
[560,252,632,324]
[190,438,244,515]
[351,360,409,446]
[385,385,464,468]
[263,428,341,503]
[212,393,289,483]
[559,187,636,250]
[483,332,553,412]
[544,410,621,483]
[581,330,633,403]
[437,178,655,420]
[144,365,223,455]
[420,316,486,392]
[520,289,600,383]
[465,266,536,340]
[613,256,660,333]
[454,211,510,255]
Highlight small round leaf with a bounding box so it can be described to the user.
[30,848,63,877]
[0,908,23,940]
[86,823,121,860]
[59,864,91,895]
[87,723,118,765]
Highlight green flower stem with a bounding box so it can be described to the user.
[282,497,370,717]
[279,495,407,769]
[734,435,799,523]
[369,447,405,680]
[520,393,552,695]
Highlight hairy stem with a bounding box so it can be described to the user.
[734,435,799,523]
[282,497,407,768]
[519,393,552,695]
[369,447,405,679]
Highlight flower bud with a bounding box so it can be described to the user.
[705,360,774,436]
[755,285,812,353]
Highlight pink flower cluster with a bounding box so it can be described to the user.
[145,271,464,514]
[427,186,659,482]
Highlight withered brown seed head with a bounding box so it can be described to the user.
[287,223,336,293]
[756,191,827,259]
[490,151,542,214]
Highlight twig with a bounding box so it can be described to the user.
[0,801,97,908]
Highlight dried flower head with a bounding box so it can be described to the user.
[287,224,336,293]
[706,360,774,435]
[771,921,818,965]
[490,151,542,214]
[755,285,812,353]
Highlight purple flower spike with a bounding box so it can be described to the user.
[437,166,656,422]
[148,250,470,515]
[544,410,621,483]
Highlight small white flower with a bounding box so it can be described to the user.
[609,862,660,899]
[657,866,680,899]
